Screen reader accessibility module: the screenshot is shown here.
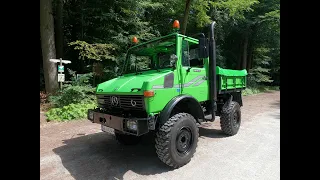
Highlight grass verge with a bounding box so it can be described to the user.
[242,86,279,96]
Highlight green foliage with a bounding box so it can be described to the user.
[248,47,274,84]
[191,0,258,30]
[242,86,279,96]
[54,0,280,89]
[46,103,96,121]
[49,70,96,108]
[46,68,97,121]
[67,68,93,86]
[250,68,273,82]
[210,0,259,19]
[192,0,212,28]
[49,85,96,107]
[69,40,117,61]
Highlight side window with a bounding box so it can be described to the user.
[182,40,190,66]
[189,48,202,67]
[182,40,204,68]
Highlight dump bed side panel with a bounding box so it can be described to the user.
[216,66,247,91]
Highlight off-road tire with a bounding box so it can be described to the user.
[220,101,241,136]
[155,113,199,168]
[115,131,141,145]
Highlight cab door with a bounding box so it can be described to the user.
[180,39,209,102]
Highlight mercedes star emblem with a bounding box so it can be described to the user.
[110,96,118,106]
[131,99,137,107]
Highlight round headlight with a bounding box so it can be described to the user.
[126,120,137,131]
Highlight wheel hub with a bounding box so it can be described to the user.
[176,127,193,155]
[233,111,240,128]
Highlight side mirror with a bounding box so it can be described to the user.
[198,37,208,58]
[170,54,178,67]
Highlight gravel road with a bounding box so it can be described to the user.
[40,91,280,180]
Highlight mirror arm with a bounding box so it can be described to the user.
[186,67,192,73]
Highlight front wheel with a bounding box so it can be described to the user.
[220,101,241,136]
[155,113,199,168]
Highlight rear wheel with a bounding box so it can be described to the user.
[220,101,241,136]
[114,130,141,145]
[155,113,199,168]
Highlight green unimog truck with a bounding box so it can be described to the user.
[87,21,247,168]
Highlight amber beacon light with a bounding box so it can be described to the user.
[172,20,180,29]
[132,36,138,43]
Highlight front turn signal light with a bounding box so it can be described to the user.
[144,90,155,97]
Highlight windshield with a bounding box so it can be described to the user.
[158,53,173,68]
[124,54,154,74]
[121,35,176,74]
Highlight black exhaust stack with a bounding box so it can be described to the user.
[208,21,217,121]
[197,21,217,121]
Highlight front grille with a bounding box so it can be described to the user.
[97,95,145,110]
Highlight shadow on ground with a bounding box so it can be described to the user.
[53,126,226,180]
[263,90,280,93]
[270,100,280,108]
[271,111,280,119]
[199,122,228,139]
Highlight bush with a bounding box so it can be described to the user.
[246,74,259,87]
[46,69,98,121]
[48,70,96,108]
[49,85,96,107]
[67,69,93,86]
[46,103,96,121]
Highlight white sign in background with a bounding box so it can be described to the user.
[58,74,65,82]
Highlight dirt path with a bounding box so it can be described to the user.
[40,91,280,180]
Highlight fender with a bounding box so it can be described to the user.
[159,95,204,125]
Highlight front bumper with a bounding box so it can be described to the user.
[87,109,154,136]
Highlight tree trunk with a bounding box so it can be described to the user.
[242,32,249,70]
[246,43,253,72]
[246,25,257,72]
[236,40,242,70]
[55,0,63,58]
[40,0,58,93]
[181,0,192,35]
